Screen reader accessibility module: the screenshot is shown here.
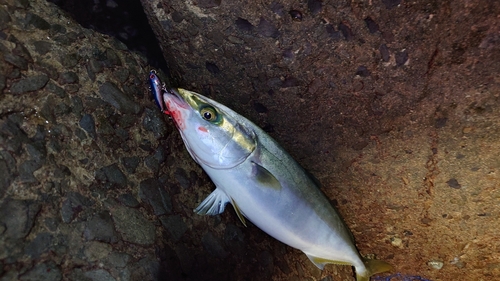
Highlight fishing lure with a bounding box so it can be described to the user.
[148,70,166,112]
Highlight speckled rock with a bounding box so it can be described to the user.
[110,205,156,245]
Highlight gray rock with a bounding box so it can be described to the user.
[84,241,112,262]
[4,53,28,70]
[33,40,52,55]
[99,82,141,114]
[144,155,159,174]
[174,244,194,273]
[20,262,62,281]
[83,211,119,243]
[84,269,116,281]
[105,252,130,268]
[139,178,172,216]
[120,156,140,174]
[201,232,228,258]
[59,71,79,84]
[0,199,41,239]
[79,114,97,139]
[0,159,12,196]
[111,206,155,245]
[174,168,190,189]
[142,108,168,139]
[160,215,187,242]
[26,141,47,164]
[117,193,140,208]
[18,160,42,183]
[100,163,127,187]
[60,192,94,223]
[129,257,160,281]
[10,74,49,94]
[0,5,11,29]
[24,232,53,258]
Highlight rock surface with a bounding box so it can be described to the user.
[1,0,499,281]
[137,0,500,280]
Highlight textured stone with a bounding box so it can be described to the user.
[10,74,49,94]
[24,232,54,258]
[142,108,168,139]
[83,211,119,243]
[111,206,155,245]
[201,232,228,258]
[60,192,94,223]
[84,269,116,281]
[139,178,172,216]
[20,262,62,281]
[99,82,141,114]
[0,199,41,239]
[121,156,140,174]
[160,215,187,242]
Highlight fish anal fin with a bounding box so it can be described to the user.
[230,198,247,227]
[194,188,230,216]
[356,258,393,281]
[305,254,352,270]
[252,162,282,190]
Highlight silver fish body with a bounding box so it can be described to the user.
[161,88,391,281]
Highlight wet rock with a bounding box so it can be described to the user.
[160,215,188,242]
[121,156,140,174]
[202,232,228,258]
[253,102,268,113]
[84,269,116,281]
[142,108,168,139]
[139,178,172,215]
[19,160,42,183]
[257,17,280,38]
[26,13,51,30]
[105,252,130,268]
[103,48,122,67]
[20,262,62,281]
[111,205,156,245]
[174,168,190,189]
[10,74,49,94]
[33,40,52,55]
[84,211,119,243]
[98,163,127,188]
[84,241,112,261]
[117,193,140,208]
[281,77,299,88]
[0,199,41,239]
[79,114,97,140]
[99,82,141,114]
[4,53,28,70]
[144,155,159,174]
[24,232,53,258]
[289,10,303,22]
[269,2,285,16]
[59,71,79,84]
[235,17,253,32]
[61,192,94,223]
[205,61,220,75]
[26,141,47,164]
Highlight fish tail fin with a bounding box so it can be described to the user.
[356,258,393,281]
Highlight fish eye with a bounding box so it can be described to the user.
[200,106,218,122]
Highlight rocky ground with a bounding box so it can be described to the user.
[1,0,499,281]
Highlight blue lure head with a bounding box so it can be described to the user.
[148,70,166,112]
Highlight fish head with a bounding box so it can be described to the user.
[163,88,257,169]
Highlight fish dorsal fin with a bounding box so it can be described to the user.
[251,162,282,190]
[194,188,230,215]
[230,198,247,227]
[305,254,352,270]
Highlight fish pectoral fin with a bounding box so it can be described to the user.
[252,162,282,190]
[230,198,247,227]
[305,254,352,270]
[194,188,230,216]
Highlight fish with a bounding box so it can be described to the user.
[161,87,392,281]
[148,70,166,112]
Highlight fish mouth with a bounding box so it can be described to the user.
[162,88,190,111]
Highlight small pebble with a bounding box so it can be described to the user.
[289,10,303,22]
[427,260,444,270]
